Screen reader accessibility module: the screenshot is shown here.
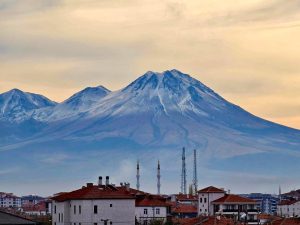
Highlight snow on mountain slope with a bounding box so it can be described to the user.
[28,69,299,153]
[33,85,110,121]
[0,89,56,122]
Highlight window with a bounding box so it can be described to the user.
[144,208,148,215]
[94,205,98,214]
[79,223,81,225]
[156,208,160,215]
[74,205,76,214]
[143,221,148,225]
[94,223,97,225]
[200,198,202,203]
[62,213,64,222]
[110,204,113,207]
[110,222,112,225]
[74,223,76,225]
[204,198,207,203]
[58,213,60,222]
[54,205,56,214]
[79,205,81,214]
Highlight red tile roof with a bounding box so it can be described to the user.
[22,201,46,212]
[212,194,256,204]
[135,195,170,207]
[176,194,197,201]
[52,185,135,202]
[172,204,197,214]
[198,186,225,193]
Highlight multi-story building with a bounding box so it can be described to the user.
[0,192,21,208]
[240,193,279,214]
[212,194,259,224]
[52,177,136,225]
[197,186,226,215]
[197,186,259,224]
[277,199,300,217]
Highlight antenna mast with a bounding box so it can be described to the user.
[157,160,161,195]
[136,160,140,190]
[181,147,187,194]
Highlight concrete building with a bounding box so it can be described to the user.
[0,192,21,208]
[197,186,226,215]
[135,194,169,224]
[212,194,259,224]
[277,199,300,217]
[52,177,136,225]
[240,193,279,214]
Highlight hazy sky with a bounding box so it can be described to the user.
[0,0,300,129]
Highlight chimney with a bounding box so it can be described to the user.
[125,182,130,191]
[86,183,93,187]
[105,176,109,185]
[98,176,103,186]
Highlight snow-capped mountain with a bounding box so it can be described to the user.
[0,88,56,122]
[1,69,300,195]
[11,69,297,152]
[33,85,111,121]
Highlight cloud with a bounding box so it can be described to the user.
[39,153,69,164]
[0,167,19,175]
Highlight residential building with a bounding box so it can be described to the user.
[277,199,300,217]
[22,201,49,216]
[21,195,44,206]
[170,194,198,205]
[171,203,197,219]
[212,194,259,224]
[240,193,279,214]
[0,192,21,208]
[135,194,170,224]
[51,177,136,225]
[197,186,226,216]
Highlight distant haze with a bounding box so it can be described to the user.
[0,0,299,130]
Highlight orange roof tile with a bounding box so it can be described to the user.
[212,194,256,204]
[52,185,135,201]
[198,186,225,193]
[172,204,197,214]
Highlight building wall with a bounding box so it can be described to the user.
[52,199,135,225]
[135,206,167,223]
[198,193,224,216]
[0,193,21,208]
[277,201,300,217]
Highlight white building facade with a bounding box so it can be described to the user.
[52,178,136,225]
[277,200,300,217]
[197,186,225,216]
